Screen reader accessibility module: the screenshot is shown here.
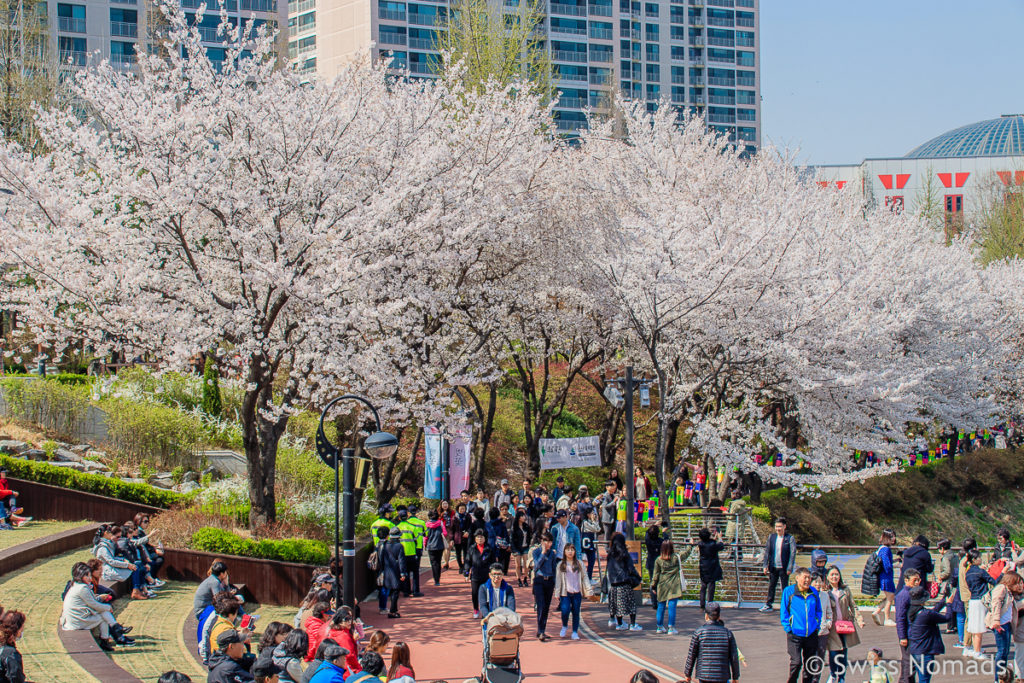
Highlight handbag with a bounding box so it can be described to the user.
[627,565,642,589]
[928,581,940,599]
[677,555,689,592]
[834,620,856,634]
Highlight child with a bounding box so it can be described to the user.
[811,572,833,664]
[864,647,891,683]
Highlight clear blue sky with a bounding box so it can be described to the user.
[760,0,1024,165]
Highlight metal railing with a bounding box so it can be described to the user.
[241,0,277,11]
[707,15,733,27]
[111,0,138,5]
[555,119,587,131]
[407,12,442,25]
[408,61,436,74]
[379,8,407,20]
[289,21,315,36]
[671,74,685,83]
[110,53,135,69]
[707,35,733,47]
[707,0,732,5]
[408,36,435,49]
[556,96,584,109]
[588,49,612,62]
[552,49,587,62]
[737,76,754,86]
[196,25,220,41]
[707,76,734,86]
[59,49,87,65]
[110,21,137,37]
[708,94,734,105]
[707,51,734,63]
[589,95,610,108]
[58,16,86,33]
[589,27,612,39]
[550,2,586,15]
[556,71,588,83]
[551,24,587,36]
[736,15,754,26]
[289,0,315,12]
[588,3,612,15]
[378,32,406,45]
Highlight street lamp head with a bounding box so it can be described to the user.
[364,430,400,460]
[603,384,624,409]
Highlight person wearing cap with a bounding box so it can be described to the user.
[682,602,740,683]
[207,629,256,683]
[551,476,566,505]
[380,526,406,618]
[307,642,350,683]
[405,506,427,597]
[369,506,395,549]
[493,479,513,509]
[395,509,420,597]
[251,657,281,683]
[550,509,582,561]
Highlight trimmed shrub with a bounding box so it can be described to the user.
[101,397,202,469]
[0,377,91,439]
[191,527,330,565]
[0,454,184,508]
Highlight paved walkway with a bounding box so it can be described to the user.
[359,567,656,682]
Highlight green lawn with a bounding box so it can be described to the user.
[0,547,99,683]
[0,520,91,551]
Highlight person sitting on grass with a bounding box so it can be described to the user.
[208,629,256,683]
[60,562,134,651]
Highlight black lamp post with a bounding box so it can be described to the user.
[438,388,471,502]
[315,395,399,609]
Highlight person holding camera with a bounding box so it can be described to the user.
[697,528,725,610]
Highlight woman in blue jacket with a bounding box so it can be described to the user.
[964,548,996,659]
[871,529,897,626]
[907,586,953,683]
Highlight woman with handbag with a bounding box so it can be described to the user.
[650,538,693,635]
[824,565,863,683]
[606,533,642,632]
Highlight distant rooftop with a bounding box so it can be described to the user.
[905,114,1024,159]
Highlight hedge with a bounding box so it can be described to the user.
[0,454,185,509]
[191,527,330,565]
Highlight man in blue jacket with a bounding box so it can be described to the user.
[550,510,582,560]
[781,567,823,683]
[895,568,921,683]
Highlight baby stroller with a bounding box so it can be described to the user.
[482,607,524,683]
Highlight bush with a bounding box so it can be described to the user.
[101,397,202,469]
[201,358,222,419]
[0,454,184,508]
[0,377,91,439]
[50,373,92,386]
[191,527,330,565]
[277,447,334,497]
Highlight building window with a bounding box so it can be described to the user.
[58,35,86,64]
[737,108,755,121]
[885,196,904,213]
[736,30,754,46]
[737,50,754,66]
[736,69,754,86]
[737,89,755,105]
[944,194,963,237]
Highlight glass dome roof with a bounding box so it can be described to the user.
[905,115,1024,158]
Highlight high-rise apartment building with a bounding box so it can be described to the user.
[288,0,759,150]
[35,0,284,72]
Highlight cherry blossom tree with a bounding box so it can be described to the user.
[570,102,1017,504]
[0,7,557,524]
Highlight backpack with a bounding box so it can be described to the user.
[861,550,883,597]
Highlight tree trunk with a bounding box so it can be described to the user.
[466,382,498,490]
[243,406,288,529]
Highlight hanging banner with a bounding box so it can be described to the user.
[539,435,602,470]
[424,426,442,499]
[449,425,473,496]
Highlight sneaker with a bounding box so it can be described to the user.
[116,637,136,646]
[615,623,629,631]
[98,639,115,652]
[152,578,166,587]
[378,609,388,615]
[473,611,480,619]
[870,611,883,626]
[571,632,580,640]
[11,508,23,516]
[120,626,133,635]
[953,641,964,648]
[667,627,679,635]
[608,619,616,628]
[972,651,988,661]
[758,604,772,613]
[0,523,13,531]
[412,592,424,597]
[629,624,643,631]
[962,648,976,657]
[559,627,567,638]
[883,620,897,627]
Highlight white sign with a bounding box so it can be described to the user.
[539,435,602,470]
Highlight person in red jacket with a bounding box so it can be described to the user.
[303,601,333,661]
[0,469,29,528]
[321,606,361,675]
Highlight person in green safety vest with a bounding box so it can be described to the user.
[396,508,420,597]
[407,504,427,597]
[369,505,395,548]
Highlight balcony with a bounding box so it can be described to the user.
[110,0,137,5]
[588,49,612,62]
[644,8,657,16]
[550,24,586,36]
[690,74,704,84]
[388,58,407,69]
[408,36,435,49]
[688,0,703,4]
[707,36,732,47]
[110,21,137,37]
[737,76,754,86]
[59,49,86,65]
[644,31,657,41]
[671,74,685,84]
[671,93,685,104]
[708,95,734,105]
[589,72,610,84]
[691,95,705,104]
[588,4,612,15]
[408,12,442,25]
[556,96,584,109]
[706,76,733,86]
[197,25,220,41]
[707,52,732,63]
[690,37,704,46]
[111,53,135,69]
[736,15,753,27]
[688,14,703,26]
[289,0,315,12]
[409,61,436,74]
[707,15,733,27]
[378,32,407,45]
[707,0,732,5]
[58,17,86,33]
[552,49,586,63]
[555,70,587,83]
[550,3,586,15]
[589,27,612,39]
[707,113,735,124]
[241,0,277,11]
[670,12,685,23]
[555,119,587,131]
[379,8,407,20]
